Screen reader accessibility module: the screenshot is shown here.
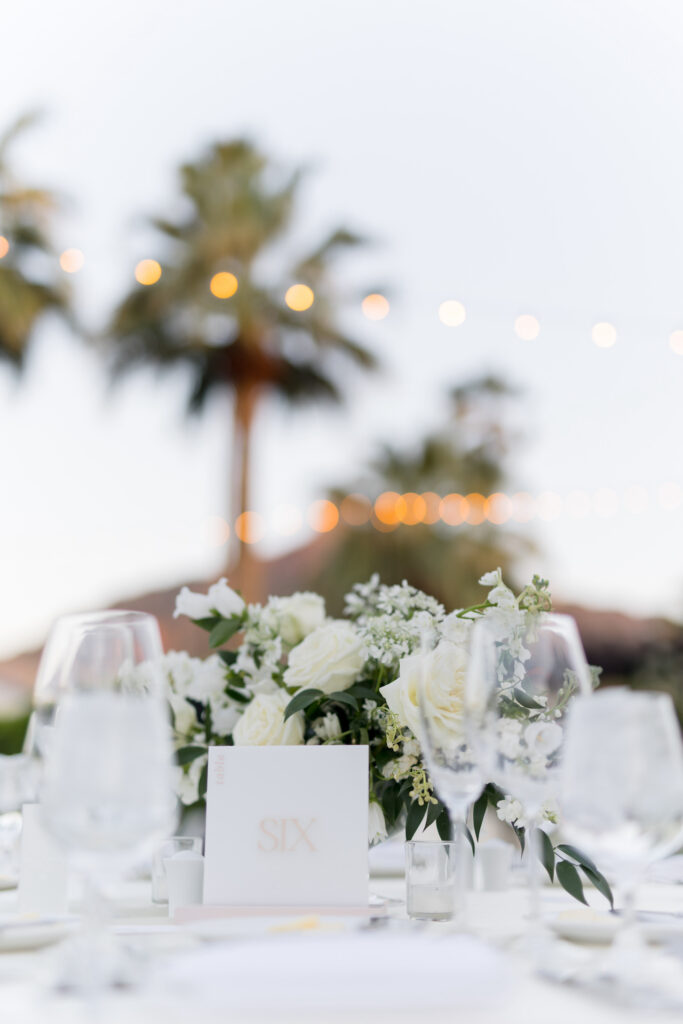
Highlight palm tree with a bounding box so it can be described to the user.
[316,375,533,611]
[105,140,377,593]
[0,113,67,365]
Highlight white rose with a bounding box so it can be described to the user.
[207,578,245,619]
[232,690,304,746]
[283,621,365,695]
[266,592,326,646]
[368,802,387,846]
[174,586,212,621]
[380,641,468,748]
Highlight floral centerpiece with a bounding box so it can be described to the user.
[165,569,611,907]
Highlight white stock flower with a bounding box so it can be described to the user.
[189,654,228,701]
[368,802,388,846]
[524,721,563,757]
[283,621,365,694]
[496,795,527,828]
[207,578,245,619]
[380,640,468,747]
[478,570,500,586]
[439,613,473,649]
[312,712,343,742]
[174,587,213,621]
[498,718,523,758]
[265,592,326,646]
[169,694,198,737]
[175,753,207,806]
[209,695,242,738]
[232,690,304,746]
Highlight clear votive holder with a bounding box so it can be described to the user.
[152,836,202,903]
[405,840,457,921]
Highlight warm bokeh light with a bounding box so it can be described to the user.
[659,482,683,511]
[669,330,683,355]
[0,236,9,259]
[438,300,466,327]
[210,271,238,299]
[511,492,536,523]
[537,491,563,522]
[398,492,427,525]
[514,314,540,341]
[440,493,469,526]
[592,322,617,348]
[308,499,339,532]
[235,510,265,544]
[421,491,442,525]
[624,485,649,514]
[593,488,619,518]
[464,493,486,525]
[204,515,231,548]
[374,491,405,526]
[566,490,591,519]
[271,504,303,536]
[135,259,162,286]
[361,293,390,321]
[340,493,372,526]
[485,492,513,525]
[285,283,314,311]
[59,248,84,273]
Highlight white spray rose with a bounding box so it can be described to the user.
[368,802,388,846]
[524,721,563,757]
[174,586,213,621]
[283,621,365,694]
[207,578,245,619]
[232,690,304,746]
[380,640,468,748]
[265,592,326,646]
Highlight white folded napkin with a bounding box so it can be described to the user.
[153,930,510,1012]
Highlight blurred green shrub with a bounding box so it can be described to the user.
[0,715,29,755]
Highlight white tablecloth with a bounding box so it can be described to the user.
[1,877,682,1023]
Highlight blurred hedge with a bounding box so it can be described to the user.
[0,715,29,755]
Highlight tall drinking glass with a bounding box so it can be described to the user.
[465,612,592,936]
[560,689,683,989]
[417,634,483,926]
[40,611,176,991]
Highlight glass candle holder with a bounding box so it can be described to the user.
[405,840,457,921]
[152,836,202,903]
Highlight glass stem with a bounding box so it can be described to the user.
[526,819,542,931]
[451,814,469,928]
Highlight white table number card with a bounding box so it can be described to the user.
[203,745,369,907]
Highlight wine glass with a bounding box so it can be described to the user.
[40,611,176,991]
[560,688,683,992]
[465,612,592,936]
[416,630,484,925]
[0,755,38,886]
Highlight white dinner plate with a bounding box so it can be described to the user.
[0,915,78,953]
[550,909,683,945]
[183,914,362,943]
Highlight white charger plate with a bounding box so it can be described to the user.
[550,909,683,946]
[183,914,359,943]
[0,915,78,953]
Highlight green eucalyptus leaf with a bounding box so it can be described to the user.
[209,616,242,649]
[538,829,555,883]
[283,688,323,720]
[556,844,598,873]
[580,864,614,909]
[436,809,452,841]
[225,686,251,704]
[219,650,239,667]
[327,691,359,711]
[405,800,428,841]
[513,687,544,711]
[198,761,208,799]
[176,745,207,766]
[472,790,488,840]
[556,861,588,905]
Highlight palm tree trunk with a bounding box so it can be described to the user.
[229,382,263,601]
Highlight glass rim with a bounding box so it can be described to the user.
[404,839,457,849]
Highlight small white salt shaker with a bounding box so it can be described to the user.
[165,850,204,917]
[478,839,513,891]
[17,803,69,916]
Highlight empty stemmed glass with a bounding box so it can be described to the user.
[40,611,176,991]
[416,629,484,926]
[0,755,38,886]
[560,689,683,997]
[465,612,592,939]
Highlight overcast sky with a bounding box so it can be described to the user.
[2,0,683,657]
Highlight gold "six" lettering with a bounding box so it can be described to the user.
[257,818,317,852]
